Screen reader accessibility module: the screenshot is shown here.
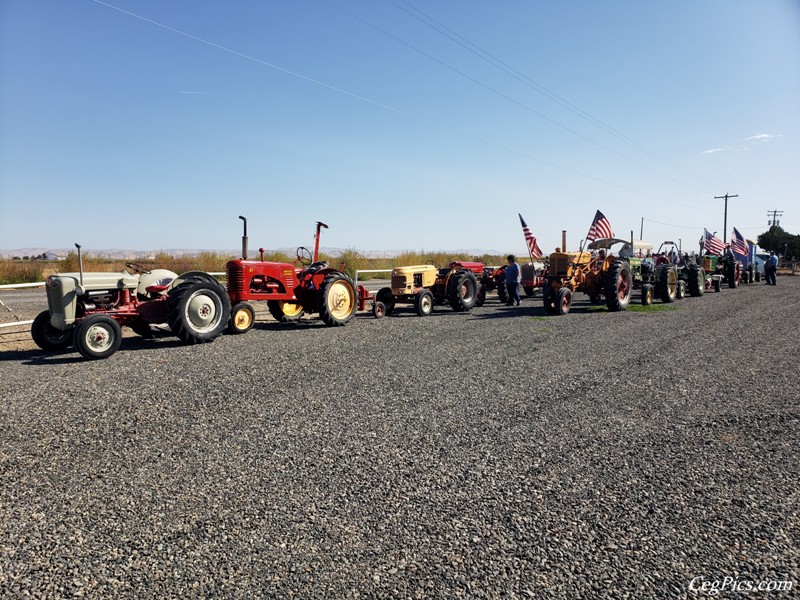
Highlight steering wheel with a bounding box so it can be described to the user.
[125,262,152,275]
[296,247,313,266]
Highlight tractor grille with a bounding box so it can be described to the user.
[549,254,569,276]
[226,263,244,292]
[391,274,409,291]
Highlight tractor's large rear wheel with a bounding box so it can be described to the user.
[476,283,486,307]
[74,314,122,360]
[318,273,356,326]
[543,284,558,315]
[167,277,230,344]
[496,280,509,304]
[447,271,478,312]
[31,310,72,351]
[688,266,704,297]
[605,261,632,311]
[727,263,740,288]
[268,300,304,322]
[657,265,678,303]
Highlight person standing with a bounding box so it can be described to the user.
[765,251,778,285]
[505,254,521,306]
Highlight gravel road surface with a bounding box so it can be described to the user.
[1,279,798,598]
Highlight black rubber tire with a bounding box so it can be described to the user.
[31,310,72,351]
[556,287,572,315]
[727,263,739,288]
[376,288,395,316]
[755,271,762,282]
[373,301,386,318]
[605,260,632,311]
[676,280,686,299]
[543,284,558,315]
[641,284,654,306]
[447,271,478,312]
[267,300,304,322]
[318,273,356,326]
[415,289,434,317]
[475,284,486,307]
[73,314,122,360]
[496,280,509,304]
[168,277,231,344]
[657,265,678,303]
[688,266,704,297]
[228,302,255,334]
[713,278,721,293]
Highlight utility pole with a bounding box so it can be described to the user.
[715,193,738,243]
[767,210,783,227]
[767,210,783,252]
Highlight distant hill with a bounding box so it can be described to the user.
[1,247,508,260]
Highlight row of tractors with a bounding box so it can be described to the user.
[539,235,753,316]
[29,219,749,360]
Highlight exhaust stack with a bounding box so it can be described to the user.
[313,221,329,262]
[75,243,84,286]
[239,215,248,260]
[562,230,567,252]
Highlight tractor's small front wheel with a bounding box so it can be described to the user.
[415,290,434,317]
[229,302,255,334]
[676,280,686,299]
[642,284,654,306]
[373,301,386,319]
[713,278,721,293]
[375,288,395,316]
[556,287,572,315]
[74,315,122,360]
[31,310,72,351]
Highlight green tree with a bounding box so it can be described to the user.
[757,226,800,259]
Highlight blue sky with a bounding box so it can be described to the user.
[1,0,798,256]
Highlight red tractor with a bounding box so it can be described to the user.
[485,261,546,303]
[225,218,357,333]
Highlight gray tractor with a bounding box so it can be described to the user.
[32,244,230,360]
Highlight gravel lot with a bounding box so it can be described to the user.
[1,278,798,598]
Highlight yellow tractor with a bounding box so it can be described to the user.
[375,262,482,317]
[542,238,633,315]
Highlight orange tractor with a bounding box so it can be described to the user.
[542,238,633,315]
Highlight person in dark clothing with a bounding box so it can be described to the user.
[765,251,778,285]
[505,255,521,306]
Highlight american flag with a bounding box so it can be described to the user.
[731,227,748,257]
[586,210,614,242]
[518,213,542,259]
[703,229,726,255]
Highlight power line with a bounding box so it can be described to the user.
[387,0,717,192]
[91,0,704,206]
[325,0,710,196]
